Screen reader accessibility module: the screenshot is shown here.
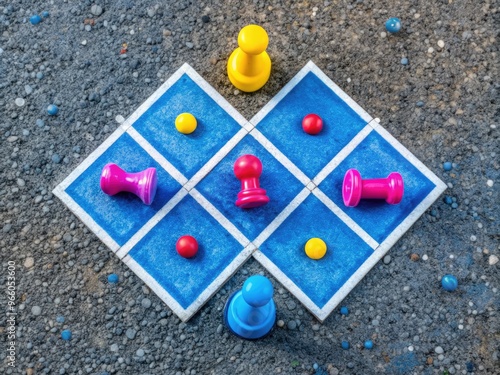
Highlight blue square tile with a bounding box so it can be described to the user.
[132,74,243,179]
[319,131,436,244]
[256,71,368,178]
[259,194,374,308]
[195,134,305,241]
[65,133,181,246]
[128,194,244,309]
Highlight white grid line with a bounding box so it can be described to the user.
[127,127,189,186]
[253,187,311,248]
[312,188,379,250]
[115,188,189,259]
[189,189,250,247]
[312,124,373,186]
[250,128,311,186]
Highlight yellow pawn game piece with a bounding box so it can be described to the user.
[175,113,197,134]
[227,25,271,92]
[305,238,327,260]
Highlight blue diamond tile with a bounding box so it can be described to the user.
[258,194,374,309]
[132,73,243,179]
[255,71,369,178]
[65,133,181,246]
[195,133,305,241]
[127,194,245,310]
[319,131,437,244]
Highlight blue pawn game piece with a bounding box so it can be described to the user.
[107,273,119,284]
[385,17,401,33]
[47,104,59,115]
[30,15,42,25]
[224,275,276,340]
[61,329,72,340]
[364,340,374,349]
[341,341,350,350]
[441,274,458,291]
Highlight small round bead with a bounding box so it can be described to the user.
[305,238,327,260]
[341,341,350,350]
[385,17,401,33]
[400,57,409,65]
[302,113,323,135]
[441,274,458,291]
[340,306,349,315]
[176,235,199,258]
[107,273,119,284]
[47,104,59,115]
[41,11,50,18]
[30,15,42,25]
[443,162,452,171]
[175,113,197,134]
[61,329,72,340]
[364,340,374,349]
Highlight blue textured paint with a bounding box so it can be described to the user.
[128,194,244,309]
[196,134,304,240]
[257,72,368,178]
[66,133,181,246]
[386,352,419,375]
[259,194,373,308]
[132,74,242,178]
[319,131,436,243]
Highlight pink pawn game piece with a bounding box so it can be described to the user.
[233,155,270,209]
[100,163,157,205]
[342,168,404,207]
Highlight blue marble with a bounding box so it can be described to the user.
[441,274,458,291]
[66,133,181,246]
[341,341,350,349]
[386,17,402,33]
[340,306,349,315]
[196,134,304,241]
[257,72,368,178]
[30,15,42,25]
[128,194,244,309]
[259,194,373,308]
[47,104,58,115]
[61,330,72,340]
[132,74,242,179]
[319,131,436,244]
[107,274,119,284]
[364,340,374,349]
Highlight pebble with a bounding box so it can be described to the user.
[30,15,42,25]
[36,119,45,127]
[201,15,210,23]
[428,47,434,54]
[285,300,296,310]
[56,316,65,323]
[36,72,44,79]
[110,343,119,352]
[25,85,33,95]
[126,328,137,339]
[24,257,34,268]
[437,40,445,48]
[435,346,444,354]
[401,57,408,65]
[91,5,103,16]
[489,255,499,266]
[416,101,425,107]
[141,298,152,309]
[487,180,494,187]
[186,42,194,49]
[51,154,62,164]
[47,104,59,115]
[470,235,477,242]
[61,330,72,341]
[115,115,125,123]
[277,320,285,328]
[383,255,391,264]
[32,306,42,316]
[15,98,25,107]
[287,320,297,330]
[136,349,145,357]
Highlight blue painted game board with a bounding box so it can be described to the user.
[53,62,446,322]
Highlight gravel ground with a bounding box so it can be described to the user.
[1,1,499,374]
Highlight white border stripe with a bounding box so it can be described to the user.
[313,124,373,186]
[312,189,379,250]
[124,243,255,322]
[189,189,250,247]
[253,188,310,248]
[183,64,248,127]
[308,61,373,124]
[184,128,248,191]
[56,126,126,190]
[374,126,447,190]
[250,128,311,185]
[52,186,120,252]
[253,250,324,319]
[127,127,188,186]
[115,188,189,259]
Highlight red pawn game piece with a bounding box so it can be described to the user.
[233,155,270,209]
[342,168,404,207]
[176,235,198,258]
[302,113,323,135]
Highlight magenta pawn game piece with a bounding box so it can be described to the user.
[100,163,157,205]
[342,168,404,207]
[234,154,270,209]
